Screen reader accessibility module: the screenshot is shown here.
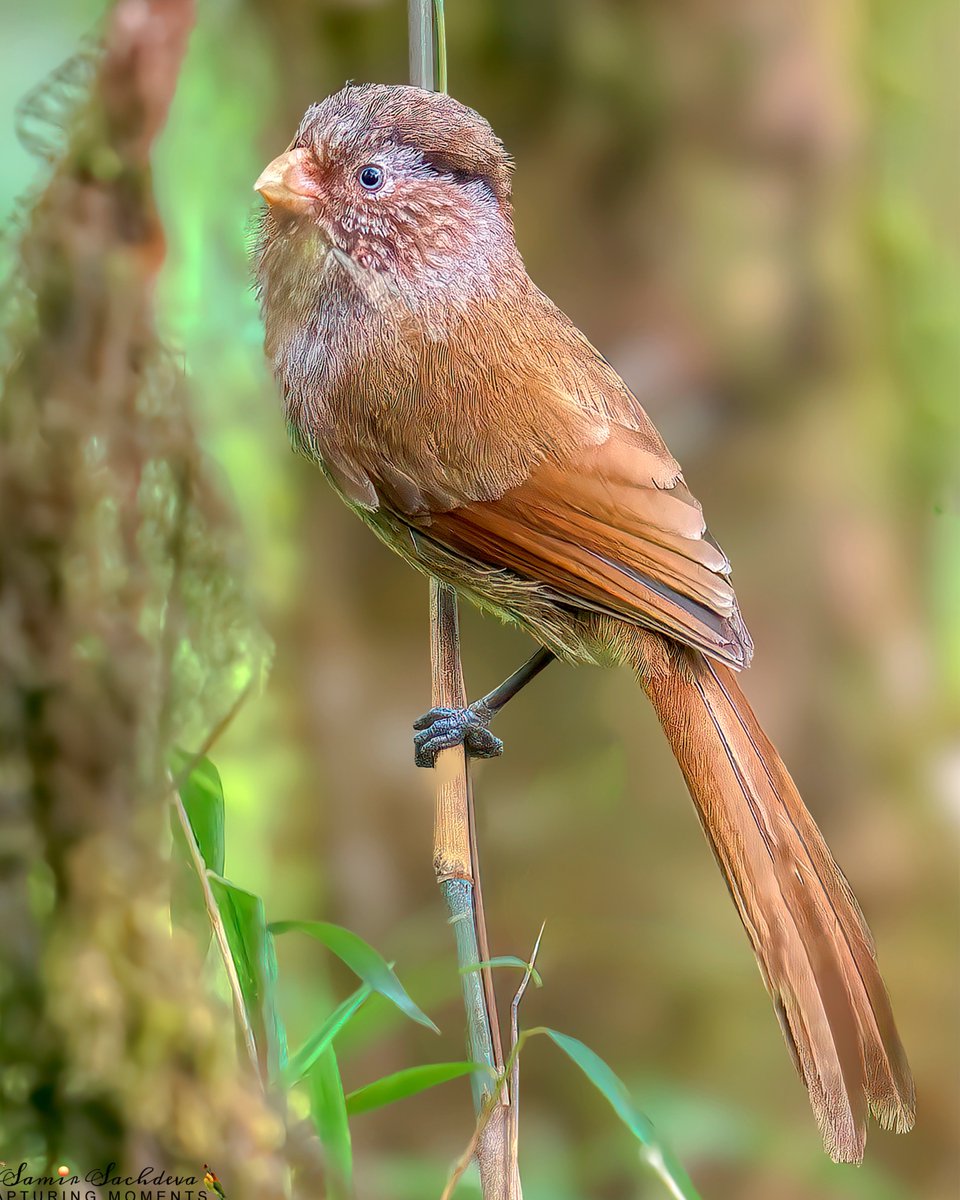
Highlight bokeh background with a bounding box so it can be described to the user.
[2,1,957,1198]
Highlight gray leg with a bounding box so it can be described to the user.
[413,647,556,768]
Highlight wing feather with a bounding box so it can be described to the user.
[423,426,753,667]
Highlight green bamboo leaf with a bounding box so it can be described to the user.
[269,919,438,1033]
[541,1028,702,1200]
[171,751,225,874]
[345,1061,488,1117]
[285,984,371,1086]
[459,957,542,988]
[169,752,225,949]
[285,984,372,1089]
[308,1047,353,1199]
[208,874,287,1082]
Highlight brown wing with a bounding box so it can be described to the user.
[308,277,752,665]
[421,424,754,668]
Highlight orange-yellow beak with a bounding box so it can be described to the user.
[254,147,317,214]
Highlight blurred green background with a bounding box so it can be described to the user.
[2,1,957,1197]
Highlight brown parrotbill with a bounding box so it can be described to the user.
[253,83,914,1162]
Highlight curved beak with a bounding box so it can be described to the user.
[254,147,317,214]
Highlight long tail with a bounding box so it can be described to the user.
[639,647,915,1162]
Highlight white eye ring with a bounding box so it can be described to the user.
[357,164,384,191]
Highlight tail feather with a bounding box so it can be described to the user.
[640,648,915,1162]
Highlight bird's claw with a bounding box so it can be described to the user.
[412,704,503,769]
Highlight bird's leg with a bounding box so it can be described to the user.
[413,647,556,768]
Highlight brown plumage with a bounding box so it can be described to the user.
[253,83,914,1161]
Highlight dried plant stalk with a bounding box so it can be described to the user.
[429,584,517,1200]
[408,2,517,1193]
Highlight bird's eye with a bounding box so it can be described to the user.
[357,164,384,192]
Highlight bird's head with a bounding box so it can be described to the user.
[253,84,517,307]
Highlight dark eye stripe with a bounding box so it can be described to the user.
[418,151,497,202]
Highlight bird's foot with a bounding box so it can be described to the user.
[412,703,503,768]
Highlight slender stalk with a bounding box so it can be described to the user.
[506,926,544,1180]
[508,924,544,1195]
[166,683,259,1077]
[444,878,497,1111]
[429,583,504,1072]
[440,1075,509,1200]
[407,0,435,92]
[172,786,261,1083]
[165,680,254,802]
[429,583,514,1196]
[409,6,514,1194]
[433,0,448,93]
[443,1011,542,1200]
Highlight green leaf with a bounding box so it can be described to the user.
[208,874,287,1082]
[345,1061,488,1117]
[171,751,225,874]
[541,1029,702,1200]
[285,983,371,1086]
[169,752,226,949]
[460,956,543,988]
[269,919,438,1033]
[308,1047,352,1199]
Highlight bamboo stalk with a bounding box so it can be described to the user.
[429,584,504,1087]
[429,586,516,1200]
[407,0,435,92]
[408,2,516,1193]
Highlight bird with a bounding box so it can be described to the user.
[252,82,914,1162]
